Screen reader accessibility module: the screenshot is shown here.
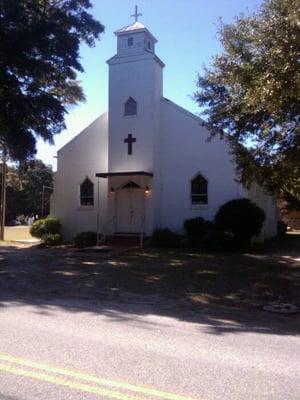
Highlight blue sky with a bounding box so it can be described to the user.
[37,0,262,170]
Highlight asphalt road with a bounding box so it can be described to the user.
[0,298,299,400]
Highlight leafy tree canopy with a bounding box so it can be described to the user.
[3,159,53,222]
[0,0,104,160]
[194,0,300,199]
[282,191,300,211]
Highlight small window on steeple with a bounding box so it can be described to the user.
[124,97,137,116]
[148,40,151,50]
[128,37,134,46]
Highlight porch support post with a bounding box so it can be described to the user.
[140,175,145,248]
[96,177,100,246]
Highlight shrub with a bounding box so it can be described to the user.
[202,229,243,252]
[30,219,45,238]
[30,217,61,238]
[184,217,213,246]
[42,217,61,234]
[73,231,98,248]
[214,198,265,244]
[42,233,63,246]
[152,228,180,248]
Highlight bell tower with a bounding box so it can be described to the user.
[107,7,164,173]
[114,6,157,58]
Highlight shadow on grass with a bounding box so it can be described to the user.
[0,233,299,336]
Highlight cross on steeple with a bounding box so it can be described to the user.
[131,5,142,22]
[124,134,136,155]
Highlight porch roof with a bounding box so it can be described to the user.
[96,171,153,178]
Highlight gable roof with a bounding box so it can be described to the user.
[57,112,108,154]
[162,97,206,125]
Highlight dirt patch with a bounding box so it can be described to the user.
[0,233,299,314]
[4,226,38,242]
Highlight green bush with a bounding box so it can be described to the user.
[73,231,98,248]
[214,198,265,244]
[30,219,45,238]
[152,228,181,248]
[184,217,213,246]
[30,217,61,238]
[202,230,243,252]
[42,233,63,246]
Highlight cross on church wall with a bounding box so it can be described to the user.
[124,134,136,155]
[131,5,142,22]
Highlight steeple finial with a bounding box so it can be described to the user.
[131,5,142,22]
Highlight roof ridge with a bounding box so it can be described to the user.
[162,98,205,124]
[58,112,108,154]
[115,21,146,34]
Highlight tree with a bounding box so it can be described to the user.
[194,0,300,199]
[0,0,103,238]
[281,191,300,212]
[19,159,53,217]
[0,0,104,160]
[2,159,53,223]
[5,166,26,223]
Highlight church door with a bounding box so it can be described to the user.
[116,184,145,233]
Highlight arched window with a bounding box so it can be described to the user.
[191,174,208,205]
[124,97,137,116]
[80,178,94,206]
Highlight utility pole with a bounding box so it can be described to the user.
[0,145,7,240]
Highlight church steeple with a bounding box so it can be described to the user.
[113,6,158,57]
[107,7,164,177]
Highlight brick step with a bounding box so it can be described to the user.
[106,234,144,247]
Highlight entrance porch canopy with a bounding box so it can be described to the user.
[96,171,153,178]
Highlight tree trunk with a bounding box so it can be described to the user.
[0,146,7,240]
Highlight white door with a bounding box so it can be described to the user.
[116,189,145,233]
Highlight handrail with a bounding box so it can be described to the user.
[139,215,145,248]
[98,215,115,245]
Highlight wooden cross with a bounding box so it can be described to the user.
[124,134,136,155]
[131,5,142,22]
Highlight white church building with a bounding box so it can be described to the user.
[51,10,278,242]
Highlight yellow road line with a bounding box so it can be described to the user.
[0,354,199,400]
[0,363,142,400]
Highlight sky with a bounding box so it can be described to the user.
[37,0,263,170]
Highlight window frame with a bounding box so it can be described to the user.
[79,177,94,207]
[190,173,208,207]
[124,97,137,116]
[127,37,134,46]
